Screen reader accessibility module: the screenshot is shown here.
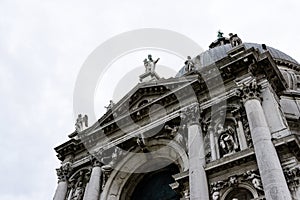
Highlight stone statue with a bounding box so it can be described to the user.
[217,30,224,38]
[229,33,242,47]
[75,114,88,132]
[219,132,238,155]
[184,56,195,72]
[104,100,115,110]
[143,54,159,73]
[217,124,238,156]
[71,181,84,200]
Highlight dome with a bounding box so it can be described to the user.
[176,43,299,77]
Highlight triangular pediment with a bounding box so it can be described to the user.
[97,75,198,126]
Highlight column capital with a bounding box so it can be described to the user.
[56,162,72,182]
[89,151,103,167]
[90,157,101,167]
[181,104,201,126]
[238,79,262,103]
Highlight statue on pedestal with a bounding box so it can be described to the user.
[229,33,242,47]
[104,100,115,110]
[75,114,88,132]
[184,56,195,72]
[143,54,159,73]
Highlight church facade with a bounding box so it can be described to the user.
[53,34,300,200]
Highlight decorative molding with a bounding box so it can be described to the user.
[210,170,263,199]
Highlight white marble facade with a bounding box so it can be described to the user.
[54,37,300,200]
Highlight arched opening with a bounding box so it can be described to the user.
[130,163,180,200]
[101,139,189,200]
[224,188,254,200]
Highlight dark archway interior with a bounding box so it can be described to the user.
[224,188,254,200]
[130,163,180,200]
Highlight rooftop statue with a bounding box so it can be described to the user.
[75,114,88,132]
[104,100,115,110]
[229,33,243,47]
[217,30,224,38]
[143,54,160,73]
[184,56,195,72]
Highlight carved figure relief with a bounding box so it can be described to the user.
[210,170,263,200]
[71,181,84,200]
[243,170,263,191]
[68,169,91,200]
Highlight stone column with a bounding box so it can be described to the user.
[261,84,290,137]
[184,104,209,200]
[232,109,248,150]
[208,125,217,161]
[83,160,102,200]
[53,163,72,200]
[240,80,291,200]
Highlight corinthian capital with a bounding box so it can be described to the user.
[238,79,262,103]
[181,104,201,125]
[56,162,72,182]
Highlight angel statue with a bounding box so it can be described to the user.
[75,114,88,132]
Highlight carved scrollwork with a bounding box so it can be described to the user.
[56,162,72,182]
[210,170,264,199]
[243,170,263,191]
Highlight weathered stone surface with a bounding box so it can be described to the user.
[245,97,292,200]
[188,123,209,200]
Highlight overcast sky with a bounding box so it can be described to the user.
[1,0,300,199]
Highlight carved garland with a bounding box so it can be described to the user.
[210,170,264,200]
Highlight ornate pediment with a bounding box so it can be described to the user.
[97,76,197,127]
